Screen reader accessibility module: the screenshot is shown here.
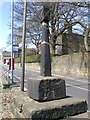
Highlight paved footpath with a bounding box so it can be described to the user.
[0,79,14,119]
[0,69,3,119]
[0,86,2,120]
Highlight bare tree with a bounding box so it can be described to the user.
[7,1,90,55]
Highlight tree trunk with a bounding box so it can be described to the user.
[84,27,90,51]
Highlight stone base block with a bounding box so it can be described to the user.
[27,77,66,101]
[70,112,88,118]
[11,103,25,119]
[11,91,87,119]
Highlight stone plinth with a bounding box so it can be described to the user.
[27,77,66,101]
[11,90,87,119]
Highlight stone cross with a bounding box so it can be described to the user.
[40,4,51,76]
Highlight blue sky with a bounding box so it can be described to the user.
[0,1,88,51]
[0,2,11,50]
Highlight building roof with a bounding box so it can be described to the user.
[2,51,11,57]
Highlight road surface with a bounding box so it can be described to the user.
[1,64,90,110]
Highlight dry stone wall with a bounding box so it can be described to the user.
[52,52,89,79]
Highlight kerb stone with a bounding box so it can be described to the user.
[27,77,66,101]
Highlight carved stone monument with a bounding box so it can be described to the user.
[11,4,88,119]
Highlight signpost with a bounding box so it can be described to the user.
[21,0,27,91]
[11,0,14,83]
[13,45,19,53]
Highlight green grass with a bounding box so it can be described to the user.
[15,54,54,63]
[25,54,40,63]
[15,58,20,63]
[5,87,12,91]
[15,54,40,63]
[0,82,2,91]
[0,83,2,87]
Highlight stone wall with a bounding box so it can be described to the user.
[15,52,90,79]
[52,52,89,79]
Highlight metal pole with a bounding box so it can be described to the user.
[11,0,14,83]
[21,0,27,91]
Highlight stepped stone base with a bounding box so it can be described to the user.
[71,111,88,118]
[11,90,87,119]
[27,77,66,101]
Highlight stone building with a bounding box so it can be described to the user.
[56,33,85,55]
[1,51,11,64]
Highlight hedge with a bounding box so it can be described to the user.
[15,54,40,63]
